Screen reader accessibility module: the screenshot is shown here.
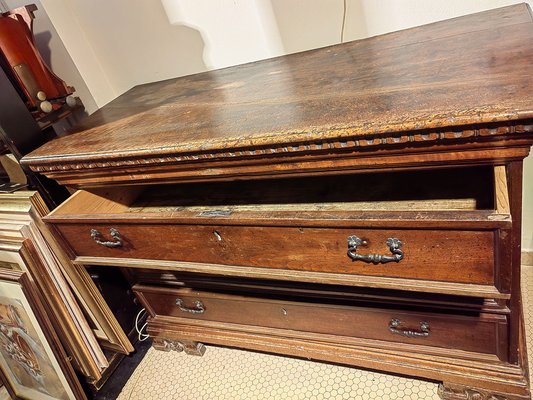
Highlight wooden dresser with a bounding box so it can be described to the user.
[21,5,533,399]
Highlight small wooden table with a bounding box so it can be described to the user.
[22,4,533,399]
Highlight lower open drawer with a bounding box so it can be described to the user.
[134,284,508,361]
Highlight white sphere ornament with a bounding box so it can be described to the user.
[40,100,53,113]
[66,95,77,108]
[36,91,47,101]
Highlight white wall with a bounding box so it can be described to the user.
[35,0,533,248]
[38,0,533,107]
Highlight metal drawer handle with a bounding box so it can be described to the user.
[90,228,122,248]
[176,298,205,314]
[347,236,403,264]
[389,318,430,338]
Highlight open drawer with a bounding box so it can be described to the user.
[134,283,509,361]
[46,165,512,297]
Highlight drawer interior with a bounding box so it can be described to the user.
[51,165,507,218]
[131,270,509,315]
[129,166,495,212]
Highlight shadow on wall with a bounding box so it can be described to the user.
[34,30,52,67]
[155,23,207,81]
[117,0,208,90]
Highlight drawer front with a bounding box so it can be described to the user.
[135,285,507,358]
[57,223,495,285]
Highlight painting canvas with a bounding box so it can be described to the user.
[0,270,85,399]
[0,296,70,399]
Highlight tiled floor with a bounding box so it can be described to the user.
[117,266,533,400]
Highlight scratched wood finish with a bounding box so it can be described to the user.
[19,4,533,187]
[135,285,507,359]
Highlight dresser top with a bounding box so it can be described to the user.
[22,4,533,186]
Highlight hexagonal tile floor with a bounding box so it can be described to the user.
[117,265,533,400]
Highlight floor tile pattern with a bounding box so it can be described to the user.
[118,265,533,400]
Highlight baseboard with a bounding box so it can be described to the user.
[522,251,533,267]
[148,318,531,399]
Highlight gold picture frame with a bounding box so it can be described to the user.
[0,191,133,355]
[0,191,134,381]
[0,269,86,399]
[0,237,107,380]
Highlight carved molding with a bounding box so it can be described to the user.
[152,338,206,356]
[27,122,533,174]
[153,338,185,353]
[438,383,512,400]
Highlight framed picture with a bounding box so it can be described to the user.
[0,191,133,361]
[0,236,108,380]
[0,269,86,399]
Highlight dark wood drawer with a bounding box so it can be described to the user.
[134,284,508,360]
[56,222,495,285]
[46,166,512,296]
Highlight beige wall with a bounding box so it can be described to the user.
[524,157,533,251]
[35,0,533,248]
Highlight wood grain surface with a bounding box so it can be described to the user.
[54,223,496,285]
[21,4,533,175]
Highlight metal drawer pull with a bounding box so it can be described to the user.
[347,236,404,264]
[176,298,205,314]
[90,228,122,248]
[389,318,430,338]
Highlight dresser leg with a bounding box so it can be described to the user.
[152,337,206,356]
[182,340,207,356]
[438,382,529,400]
[152,337,184,352]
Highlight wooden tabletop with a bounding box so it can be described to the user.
[21,4,533,182]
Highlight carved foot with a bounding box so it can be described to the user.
[438,382,527,400]
[152,338,206,356]
[152,337,184,352]
[182,341,206,356]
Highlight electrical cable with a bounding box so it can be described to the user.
[340,0,347,43]
[135,308,150,342]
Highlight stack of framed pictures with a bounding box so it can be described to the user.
[0,270,86,399]
[0,191,133,391]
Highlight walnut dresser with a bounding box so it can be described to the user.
[20,5,533,399]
